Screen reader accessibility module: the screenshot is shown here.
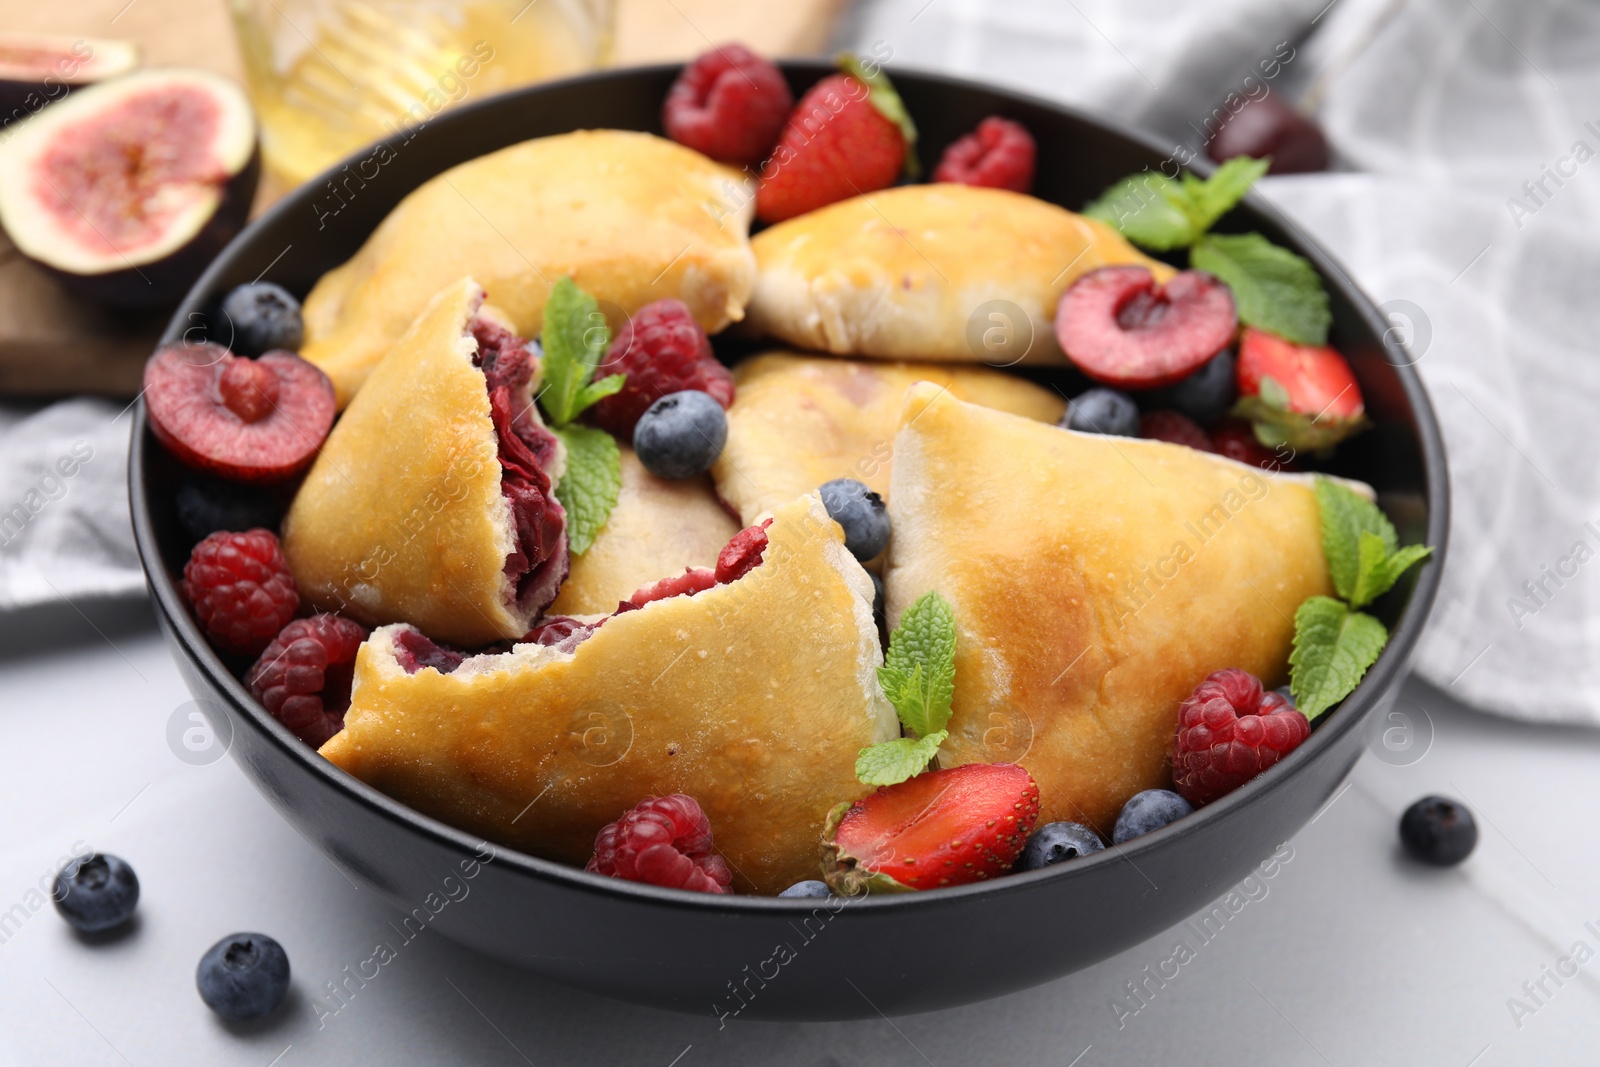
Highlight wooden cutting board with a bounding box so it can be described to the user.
[0,0,845,396]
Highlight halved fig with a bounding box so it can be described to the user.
[1055,266,1237,388]
[0,33,139,116]
[0,68,257,309]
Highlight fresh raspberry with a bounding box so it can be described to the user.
[755,66,909,224]
[629,567,718,607]
[662,43,793,166]
[182,529,300,657]
[587,300,734,439]
[715,519,772,583]
[932,116,1037,193]
[246,614,367,747]
[586,794,732,893]
[1211,417,1295,471]
[1173,668,1310,806]
[1140,410,1214,452]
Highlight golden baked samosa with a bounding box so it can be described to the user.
[884,385,1335,832]
[302,130,757,404]
[319,494,896,894]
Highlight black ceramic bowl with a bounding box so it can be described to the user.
[130,61,1447,1020]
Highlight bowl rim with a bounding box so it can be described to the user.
[129,58,1450,914]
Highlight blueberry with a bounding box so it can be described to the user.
[869,570,885,620]
[819,478,890,561]
[1399,796,1477,867]
[778,879,832,898]
[1062,388,1139,437]
[1112,789,1194,844]
[1149,349,1236,426]
[217,282,304,357]
[1014,821,1104,872]
[197,933,291,1021]
[176,476,283,543]
[633,390,727,479]
[53,853,139,933]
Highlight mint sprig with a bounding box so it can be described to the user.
[1290,478,1433,719]
[856,590,957,786]
[552,424,621,556]
[1191,232,1330,346]
[538,276,625,429]
[1085,156,1330,343]
[1084,156,1268,251]
[536,276,626,555]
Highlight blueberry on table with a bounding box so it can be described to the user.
[197,933,291,1021]
[53,853,139,933]
[633,390,728,480]
[1014,821,1105,872]
[1399,796,1477,867]
[778,880,832,898]
[1112,789,1195,844]
[1061,387,1140,438]
[819,478,890,561]
[217,282,304,356]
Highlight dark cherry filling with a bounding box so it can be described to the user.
[393,628,466,675]
[471,316,569,617]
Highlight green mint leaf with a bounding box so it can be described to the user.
[877,590,957,739]
[552,424,621,556]
[1314,476,1398,601]
[855,730,947,787]
[538,276,613,427]
[1349,539,1433,610]
[838,53,920,178]
[1182,156,1271,232]
[1190,232,1332,345]
[1084,173,1200,251]
[1289,596,1388,721]
[575,372,626,413]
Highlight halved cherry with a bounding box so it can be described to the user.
[144,343,335,484]
[1055,267,1237,388]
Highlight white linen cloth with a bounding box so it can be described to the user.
[2,0,1594,724]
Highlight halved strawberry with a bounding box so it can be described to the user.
[755,55,916,224]
[821,763,1040,893]
[1233,327,1367,452]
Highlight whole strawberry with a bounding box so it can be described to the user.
[1173,668,1310,807]
[247,614,368,747]
[1234,327,1367,453]
[822,763,1040,893]
[755,55,916,224]
[587,794,732,894]
[182,529,299,657]
[662,43,793,166]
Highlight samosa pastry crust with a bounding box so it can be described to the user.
[885,385,1335,832]
[713,352,1066,524]
[284,277,558,647]
[320,496,897,895]
[744,184,1170,364]
[302,129,757,404]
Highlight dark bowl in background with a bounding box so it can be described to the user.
[129,61,1448,1020]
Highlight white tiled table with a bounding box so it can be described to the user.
[2,599,1596,1065]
